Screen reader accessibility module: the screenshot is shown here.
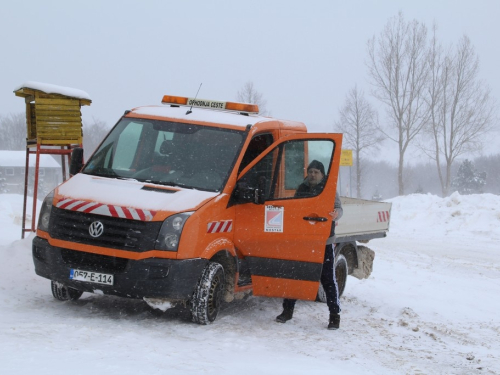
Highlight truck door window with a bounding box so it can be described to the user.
[284,141,305,190]
[235,139,335,202]
[282,139,334,199]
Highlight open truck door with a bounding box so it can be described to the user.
[233,133,342,301]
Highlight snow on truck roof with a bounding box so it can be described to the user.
[131,105,270,127]
[131,95,307,130]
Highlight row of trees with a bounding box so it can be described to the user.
[342,155,498,201]
[236,75,496,200]
[0,113,26,150]
[339,12,497,198]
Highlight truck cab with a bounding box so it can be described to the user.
[33,95,343,324]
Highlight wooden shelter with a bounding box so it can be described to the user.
[14,82,91,238]
[14,84,91,146]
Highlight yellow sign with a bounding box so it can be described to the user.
[340,149,353,166]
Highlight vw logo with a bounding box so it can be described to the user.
[89,221,104,238]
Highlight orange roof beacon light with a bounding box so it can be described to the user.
[161,95,188,106]
[161,95,259,114]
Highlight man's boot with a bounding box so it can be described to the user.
[328,313,340,330]
[276,305,294,323]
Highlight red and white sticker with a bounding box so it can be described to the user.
[377,211,390,222]
[207,220,233,233]
[265,205,284,232]
[56,198,157,221]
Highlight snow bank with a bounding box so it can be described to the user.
[0,194,40,245]
[388,192,500,240]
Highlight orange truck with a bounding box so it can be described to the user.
[32,95,391,324]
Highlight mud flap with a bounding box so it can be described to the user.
[351,245,375,280]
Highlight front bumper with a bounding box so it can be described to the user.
[32,237,208,300]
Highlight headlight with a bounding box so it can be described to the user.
[155,212,193,251]
[38,191,55,232]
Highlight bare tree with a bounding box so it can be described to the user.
[236,81,269,116]
[335,86,383,198]
[367,12,430,195]
[83,117,110,157]
[421,25,448,195]
[423,33,497,196]
[0,113,27,150]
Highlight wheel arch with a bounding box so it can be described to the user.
[210,249,237,280]
[202,240,238,303]
[200,238,237,259]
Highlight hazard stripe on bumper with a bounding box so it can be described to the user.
[56,198,157,221]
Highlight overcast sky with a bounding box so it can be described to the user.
[2,0,499,163]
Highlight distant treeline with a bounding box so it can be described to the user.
[338,155,500,200]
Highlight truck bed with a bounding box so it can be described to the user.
[334,197,392,243]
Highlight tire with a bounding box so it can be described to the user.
[335,254,348,297]
[51,281,84,301]
[317,254,349,302]
[191,262,225,325]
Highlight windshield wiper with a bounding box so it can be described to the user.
[82,169,119,178]
[142,180,194,189]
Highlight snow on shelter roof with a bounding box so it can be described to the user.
[13,81,91,101]
[0,151,61,168]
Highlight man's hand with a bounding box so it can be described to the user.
[329,209,339,221]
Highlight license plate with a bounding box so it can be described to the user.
[70,269,114,285]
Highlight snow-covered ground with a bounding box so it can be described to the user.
[0,192,499,375]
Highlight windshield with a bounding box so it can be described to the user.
[82,118,245,192]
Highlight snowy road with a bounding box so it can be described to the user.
[0,193,499,374]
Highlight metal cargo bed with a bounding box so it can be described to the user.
[334,197,392,243]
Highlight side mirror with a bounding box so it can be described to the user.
[233,175,266,205]
[70,147,84,176]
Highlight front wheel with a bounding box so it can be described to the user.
[317,254,349,302]
[191,262,225,325]
[51,281,83,301]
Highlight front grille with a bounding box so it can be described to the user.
[49,207,163,252]
[61,248,128,273]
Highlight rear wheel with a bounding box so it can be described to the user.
[335,254,348,297]
[317,254,349,302]
[191,262,225,325]
[51,281,83,301]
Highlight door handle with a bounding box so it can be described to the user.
[303,216,328,222]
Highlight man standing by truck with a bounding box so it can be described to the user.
[276,160,343,330]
